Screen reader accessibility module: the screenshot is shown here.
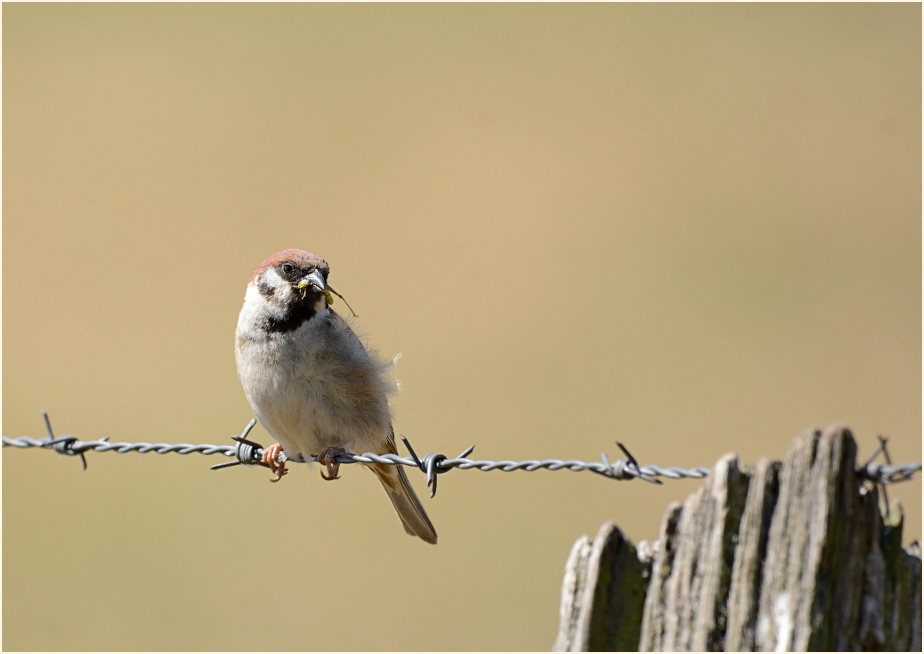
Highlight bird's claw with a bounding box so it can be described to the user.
[262,443,288,483]
[318,447,346,481]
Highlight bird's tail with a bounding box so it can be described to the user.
[368,462,438,544]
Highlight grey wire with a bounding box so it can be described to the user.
[2,436,235,457]
[0,416,697,489]
[2,413,920,493]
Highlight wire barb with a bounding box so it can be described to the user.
[857,435,921,486]
[209,419,261,471]
[40,409,88,470]
[856,435,922,520]
[600,441,662,484]
[400,435,475,497]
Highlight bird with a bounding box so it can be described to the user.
[234,249,437,544]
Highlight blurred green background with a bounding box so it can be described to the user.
[3,3,920,651]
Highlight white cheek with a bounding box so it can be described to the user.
[262,269,294,300]
[246,269,298,318]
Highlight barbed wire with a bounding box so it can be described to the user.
[2,411,920,499]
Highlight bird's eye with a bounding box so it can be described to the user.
[281,262,295,275]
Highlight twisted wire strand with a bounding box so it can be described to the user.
[2,436,234,457]
[2,413,920,495]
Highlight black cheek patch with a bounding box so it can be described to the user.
[257,279,276,298]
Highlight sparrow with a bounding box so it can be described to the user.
[234,249,437,544]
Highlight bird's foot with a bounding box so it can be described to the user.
[317,447,346,480]
[262,443,288,483]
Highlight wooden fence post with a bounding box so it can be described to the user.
[553,425,922,651]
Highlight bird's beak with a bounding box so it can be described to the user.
[297,269,326,293]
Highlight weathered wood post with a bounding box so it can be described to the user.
[553,425,922,651]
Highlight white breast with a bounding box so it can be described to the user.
[235,297,396,460]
